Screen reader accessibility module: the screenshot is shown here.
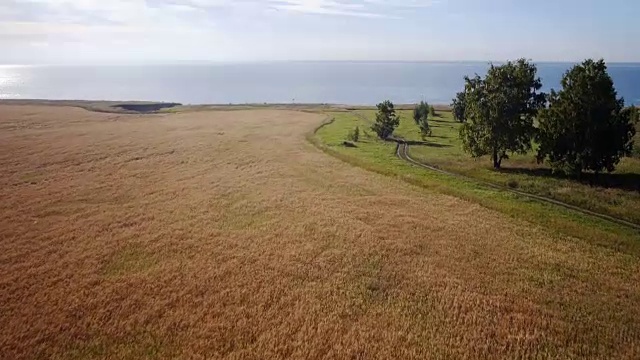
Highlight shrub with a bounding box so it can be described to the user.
[413,101,429,125]
[507,179,519,189]
[413,101,431,139]
[347,126,360,142]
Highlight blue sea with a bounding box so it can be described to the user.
[1,62,640,105]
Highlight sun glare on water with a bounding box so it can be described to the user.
[0,65,27,98]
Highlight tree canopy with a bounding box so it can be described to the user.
[459,59,546,169]
[536,59,636,175]
[371,100,400,139]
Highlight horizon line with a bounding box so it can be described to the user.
[3,60,640,67]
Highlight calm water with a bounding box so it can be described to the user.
[2,62,640,105]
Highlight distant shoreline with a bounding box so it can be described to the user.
[0,99,453,114]
[3,61,640,66]
[2,62,638,106]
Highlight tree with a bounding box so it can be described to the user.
[413,101,431,139]
[451,91,466,122]
[371,100,400,139]
[629,106,640,157]
[628,106,640,125]
[429,105,436,117]
[536,59,636,176]
[347,126,360,142]
[459,59,546,169]
[413,101,429,124]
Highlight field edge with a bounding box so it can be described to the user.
[307,111,640,256]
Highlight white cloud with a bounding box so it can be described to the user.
[269,0,376,17]
[1,0,440,25]
[0,0,444,63]
[0,0,440,47]
[267,0,439,17]
[0,0,221,39]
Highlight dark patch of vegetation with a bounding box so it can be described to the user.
[115,103,181,113]
[343,141,357,148]
[407,140,452,148]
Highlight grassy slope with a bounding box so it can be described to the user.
[356,109,640,225]
[313,111,640,255]
[404,111,640,224]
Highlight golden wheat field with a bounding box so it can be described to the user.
[1,104,639,359]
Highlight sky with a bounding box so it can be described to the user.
[1,0,639,64]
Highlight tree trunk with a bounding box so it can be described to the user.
[492,149,501,169]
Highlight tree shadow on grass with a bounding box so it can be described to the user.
[426,134,451,140]
[407,140,452,148]
[498,167,640,192]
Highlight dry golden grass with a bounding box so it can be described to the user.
[1,104,639,359]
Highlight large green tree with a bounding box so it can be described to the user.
[536,59,636,175]
[371,100,400,139]
[459,59,546,169]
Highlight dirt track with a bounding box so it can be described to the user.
[1,105,639,359]
[394,141,640,230]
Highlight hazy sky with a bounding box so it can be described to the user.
[1,0,639,64]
